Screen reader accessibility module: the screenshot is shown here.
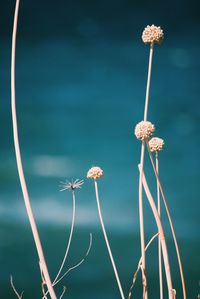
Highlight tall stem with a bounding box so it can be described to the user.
[138,43,154,299]
[53,190,76,284]
[156,152,163,299]
[138,141,147,298]
[144,43,154,121]
[146,144,187,299]
[139,165,174,299]
[11,1,57,298]
[94,180,125,299]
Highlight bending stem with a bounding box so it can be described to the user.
[11,1,57,298]
[147,144,187,299]
[53,190,76,284]
[94,180,125,299]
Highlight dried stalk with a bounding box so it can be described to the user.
[11,1,56,298]
[138,164,174,299]
[53,190,76,284]
[94,180,125,299]
[138,43,154,299]
[128,233,159,299]
[146,143,187,299]
[156,151,163,299]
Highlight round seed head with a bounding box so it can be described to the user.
[135,121,155,141]
[142,25,164,44]
[87,166,103,180]
[149,137,165,152]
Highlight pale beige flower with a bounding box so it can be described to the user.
[149,137,165,152]
[87,166,103,180]
[142,25,164,44]
[135,121,155,141]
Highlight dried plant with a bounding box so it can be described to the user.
[87,167,126,299]
[9,0,188,296]
[11,0,92,297]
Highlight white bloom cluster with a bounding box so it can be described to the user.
[142,25,164,44]
[135,121,155,141]
[87,166,103,180]
[149,137,165,152]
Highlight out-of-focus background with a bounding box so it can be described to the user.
[0,0,199,298]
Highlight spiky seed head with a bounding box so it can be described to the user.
[60,179,84,191]
[149,137,165,152]
[135,121,155,141]
[142,25,164,44]
[87,166,103,180]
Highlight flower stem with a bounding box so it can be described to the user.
[138,165,174,299]
[144,43,154,122]
[11,1,57,298]
[53,190,76,284]
[138,141,147,299]
[138,43,154,299]
[156,152,163,299]
[94,180,125,299]
[146,143,187,299]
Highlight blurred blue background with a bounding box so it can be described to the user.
[0,0,199,298]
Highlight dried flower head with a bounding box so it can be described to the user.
[135,121,155,141]
[149,137,165,152]
[87,166,103,180]
[60,179,84,191]
[142,25,164,44]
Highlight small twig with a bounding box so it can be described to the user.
[42,233,92,299]
[54,233,93,286]
[128,233,159,299]
[59,286,66,299]
[10,276,24,299]
[53,190,76,284]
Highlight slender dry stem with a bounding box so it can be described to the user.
[146,143,187,299]
[94,180,125,299]
[53,190,76,284]
[138,43,154,299]
[128,233,159,299]
[144,43,154,122]
[42,233,92,299]
[138,164,174,299]
[11,1,57,298]
[156,152,163,299]
[10,276,24,299]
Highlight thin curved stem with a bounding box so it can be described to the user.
[53,190,76,284]
[94,180,125,299]
[156,152,163,299]
[10,276,24,299]
[128,233,159,299]
[42,233,93,299]
[11,2,57,299]
[146,143,187,299]
[139,165,174,299]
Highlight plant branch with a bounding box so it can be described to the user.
[53,190,76,284]
[128,233,159,299]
